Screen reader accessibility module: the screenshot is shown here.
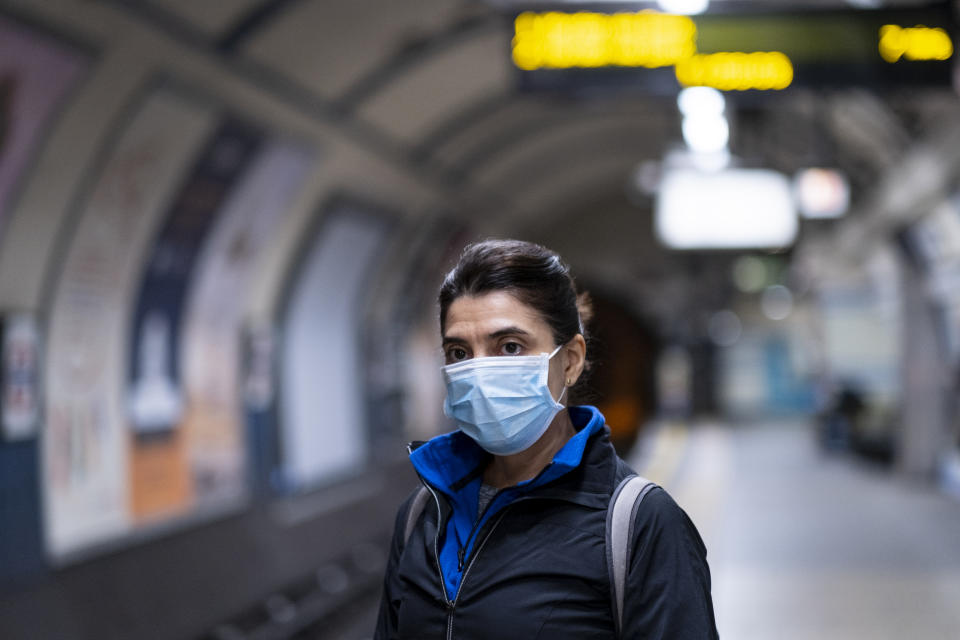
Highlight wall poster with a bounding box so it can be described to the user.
[1,313,40,440]
[125,119,264,523]
[168,139,314,511]
[43,90,217,558]
[43,86,317,558]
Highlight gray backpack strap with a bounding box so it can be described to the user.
[606,474,656,637]
[403,486,430,546]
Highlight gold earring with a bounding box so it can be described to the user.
[566,379,572,386]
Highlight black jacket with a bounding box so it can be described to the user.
[375,422,719,639]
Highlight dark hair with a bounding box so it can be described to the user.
[438,239,593,348]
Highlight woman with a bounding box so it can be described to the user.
[375,239,718,639]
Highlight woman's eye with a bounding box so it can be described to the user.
[501,342,523,355]
[448,347,468,361]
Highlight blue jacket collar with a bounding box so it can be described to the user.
[410,405,606,495]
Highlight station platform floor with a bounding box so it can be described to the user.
[637,419,960,640]
[330,418,960,640]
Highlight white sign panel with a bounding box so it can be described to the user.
[656,168,798,249]
[280,211,388,490]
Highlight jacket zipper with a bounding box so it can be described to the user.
[416,474,508,639]
[444,492,596,639]
[418,478,457,640]
[416,478,450,605]
[446,507,511,640]
[450,493,573,638]
[455,460,559,570]
[407,479,513,640]
[457,487,504,571]
[408,444,451,606]
[405,448,583,639]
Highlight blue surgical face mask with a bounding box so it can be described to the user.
[442,345,566,456]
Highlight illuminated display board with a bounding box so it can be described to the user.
[513,6,956,93]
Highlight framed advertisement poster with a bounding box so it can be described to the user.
[1,313,40,440]
[177,140,313,508]
[43,86,317,559]
[43,89,218,559]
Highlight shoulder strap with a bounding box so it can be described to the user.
[606,474,656,638]
[403,486,431,546]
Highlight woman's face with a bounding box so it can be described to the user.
[442,291,582,399]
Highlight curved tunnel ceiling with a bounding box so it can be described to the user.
[113,0,949,206]
[6,0,960,324]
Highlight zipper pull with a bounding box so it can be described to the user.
[457,547,466,571]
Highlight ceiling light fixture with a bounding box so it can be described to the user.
[658,0,709,15]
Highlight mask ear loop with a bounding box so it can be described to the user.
[547,344,567,408]
[548,344,569,406]
[556,384,568,407]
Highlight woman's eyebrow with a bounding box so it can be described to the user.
[488,327,531,339]
[442,327,531,346]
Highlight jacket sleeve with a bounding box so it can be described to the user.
[620,487,719,639]
[373,490,418,640]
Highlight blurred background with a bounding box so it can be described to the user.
[0,0,959,638]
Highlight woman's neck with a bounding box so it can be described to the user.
[483,410,577,489]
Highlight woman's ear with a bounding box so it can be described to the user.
[564,334,587,386]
